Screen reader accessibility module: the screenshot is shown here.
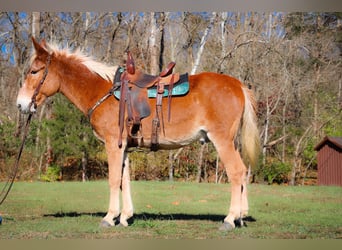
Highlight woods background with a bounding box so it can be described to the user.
[0,12,341,185]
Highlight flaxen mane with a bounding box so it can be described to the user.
[30,41,117,81]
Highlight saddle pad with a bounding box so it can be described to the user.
[114,73,189,99]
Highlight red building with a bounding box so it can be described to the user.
[314,136,342,186]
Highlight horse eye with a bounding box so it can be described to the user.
[30,70,38,75]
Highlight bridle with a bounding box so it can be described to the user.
[0,53,51,205]
[29,54,52,111]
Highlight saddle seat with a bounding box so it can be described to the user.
[124,51,178,88]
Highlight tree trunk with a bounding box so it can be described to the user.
[218,12,227,73]
[168,148,183,181]
[149,12,160,75]
[267,12,273,40]
[36,101,46,180]
[313,65,321,139]
[32,12,40,38]
[32,12,43,179]
[196,143,206,183]
[10,12,25,137]
[262,97,270,166]
[104,13,122,62]
[338,74,342,108]
[291,125,312,185]
[282,96,288,163]
[81,149,88,182]
[191,12,217,75]
[165,12,176,62]
[83,12,91,49]
[168,151,174,181]
[44,99,53,171]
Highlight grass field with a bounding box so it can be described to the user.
[0,181,341,239]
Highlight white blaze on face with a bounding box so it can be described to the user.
[16,87,36,113]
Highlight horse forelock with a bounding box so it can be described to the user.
[30,41,117,82]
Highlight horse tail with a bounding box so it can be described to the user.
[240,86,260,168]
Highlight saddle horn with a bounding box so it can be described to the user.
[126,51,135,75]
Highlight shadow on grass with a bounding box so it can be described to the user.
[43,211,256,227]
[44,211,224,221]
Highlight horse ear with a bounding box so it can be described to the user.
[41,39,48,50]
[31,37,49,56]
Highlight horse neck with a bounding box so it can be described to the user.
[56,58,114,115]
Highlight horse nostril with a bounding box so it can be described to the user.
[17,104,22,110]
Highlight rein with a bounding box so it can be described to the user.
[0,113,33,205]
[0,54,51,205]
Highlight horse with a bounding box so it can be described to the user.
[16,37,260,231]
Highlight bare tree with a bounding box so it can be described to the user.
[191,12,217,74]
[147,12,166,74]
[32,12,40,38]
[104,13,122,63]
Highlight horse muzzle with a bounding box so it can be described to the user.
[16,95,37,114]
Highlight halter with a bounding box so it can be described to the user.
[0,53,51,206]
[29,53,52,112]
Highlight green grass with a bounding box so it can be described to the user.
[0,181,341,239]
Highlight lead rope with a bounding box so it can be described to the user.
[0,113,33,205]
[0,54,51,205]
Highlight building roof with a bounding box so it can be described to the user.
[314,136,342,151]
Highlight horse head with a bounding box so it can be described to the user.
[16,37,60,113]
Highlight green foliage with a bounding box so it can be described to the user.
[40,165,61,182]
[40,95,102,168]
[322,108,342,137]
[0,117,20,157]
[302,135,320,170]
[129,141,219,182]
[42,96,95,158]
[0,117,22,179]
[285,12,341,39]
[130,151,170,180]
[260,161,292,184]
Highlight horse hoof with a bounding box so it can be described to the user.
[100,220,113,228]
[119,220,129,227]
[219,221,235,231]
[115,222,128,228]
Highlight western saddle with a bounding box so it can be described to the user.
[117,51,180,150]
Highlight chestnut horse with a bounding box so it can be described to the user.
[16,38,259,230]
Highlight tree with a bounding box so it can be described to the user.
[283,12,342,184]
[191,12,217,74]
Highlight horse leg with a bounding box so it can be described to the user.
[210,136,247,231]
[119,152,134,226]
[241,176,249,218]
[222,147,248,230]
[100,140,125,227]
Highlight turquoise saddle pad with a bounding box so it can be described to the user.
[114,73,189,99]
